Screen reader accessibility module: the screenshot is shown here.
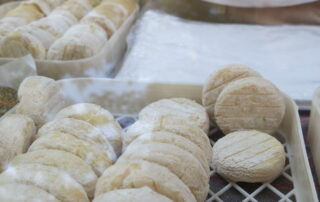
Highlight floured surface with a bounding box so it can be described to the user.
[117,10,320,102]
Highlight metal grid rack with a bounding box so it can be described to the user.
[116,116,296,202]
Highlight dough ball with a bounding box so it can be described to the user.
[0,114,35,171]
[212,130,285,183]
[0,164,89,202]
[95,160,196,202]
[55,103,122,156]
[0,183,59,202]
[215,77,286,134]
[139,98,210,133]
[132,132,210,176]
[123,119,212,164]
[28,132,113,176]
[118,142,209,202]
[11,149,97,197]
[36,118,116,158]
[93,187,173,202]
[202,64,261,119]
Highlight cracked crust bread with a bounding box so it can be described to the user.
[131,132,210,176]
[212,130,285,183]
[118,142,209,202]
[138,98,210,133]
[55,103,122,156]
[214,77,286,134]
[0,114,35,171]
[28,131,113,176]
[11,149,97,198]
[93,187,173,202]
[95,160,196,202]
[0,164,89,202]
[36,118,116,159]
[0,183,59,202]
[202,65,261,119]
[123,119,212,164]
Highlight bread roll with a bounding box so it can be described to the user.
[47,22,107,60]
[212,130,285,182]
[119,142,209,202]
[11,149,98,197]
[214,77,286,134]
[0,183,59,202]
[0,164,89,202]
[139,98,210,133]
[16,76,69,128]
[95,160,196,202]
[55,103,122,156]
[0,114,35,171]
[93,187,173,202]
[0,17,28,40]
[124,119,212,164]
[28,132,113,176]
[102,0,136,17]
[132,132,210,176]
[5,3,44,23]
[202,65,261,119]
[37,118,116,158]
[22,0,67,15]
[55,0,93,20]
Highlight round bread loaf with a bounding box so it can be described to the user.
[28,132,113,176]
[212,130,285,182]
[0,183,59,202]
[36,118,116,159]
[11,149,97,197]
[95,160,196,202]
[214,77,286,134]
[139,98,210,133]
[0,114,35,171]
[118,142,209,202]
[0,164,89,202]
[202,65,261,119]
[132,132,210,176]
[55,103,122,156]
[124,119,212,164]
[93,187,173,202]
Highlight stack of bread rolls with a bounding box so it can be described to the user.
[95,98,212,202]
[0,0,137,60]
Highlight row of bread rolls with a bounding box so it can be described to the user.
[95,98,212,202]
[47,0,137,60]
[0,0,137,60]
[0,76,123,200]
[202,65,286,183]
[0,0,66,39]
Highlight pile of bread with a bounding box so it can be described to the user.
[0,0,137,60]
[0,64,288,202]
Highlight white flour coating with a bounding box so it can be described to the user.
[117,10,320,101]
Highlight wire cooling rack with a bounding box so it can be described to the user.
[116,116,296,202]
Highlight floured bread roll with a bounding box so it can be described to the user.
[25,0,67,15]
[16,76,70,128]
[215,77,286,134]
[123,119,212,164]
[202,65,261,119]
[0,183,59,202]
[212,130,285,182]
[36,118,116,157]
[55,0,93,20]
[93,187,173,202]
[29,132,114,176]
[11,149,98,197]
[0,10,78,58]
[0,17,28,40]
[0,164,89,202]
[95,160,196,202]
[47,22,107,60]
[139,98,210,133]
[55,103,122,156]
[132,132,210,176]
[119,142,209,202]
[0,114,35,171]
